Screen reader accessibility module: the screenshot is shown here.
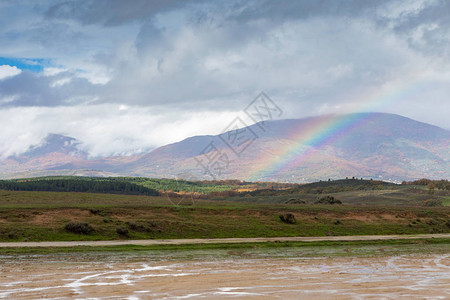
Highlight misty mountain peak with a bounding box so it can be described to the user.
[20,134,86,158]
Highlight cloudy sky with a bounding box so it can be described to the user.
[0,0,449,158]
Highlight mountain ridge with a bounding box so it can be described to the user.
[1,112,448,182]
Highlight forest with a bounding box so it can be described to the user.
[0,178,160,196]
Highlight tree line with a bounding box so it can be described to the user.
[0,179,160,196]
[402,179,450,191]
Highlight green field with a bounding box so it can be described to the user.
[0,189,449,242]
[1,238,449,256]
[0,177,448,243]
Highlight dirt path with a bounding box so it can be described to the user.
[0,233,449,248]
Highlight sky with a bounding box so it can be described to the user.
[0,0,449,158]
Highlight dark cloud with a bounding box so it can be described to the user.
[225,0,384,22]
[0,70,97,106]
[387,1,450,58]
[45,0,202,26]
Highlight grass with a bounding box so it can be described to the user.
[0,179,448,259]
[0,238,449,256]
[0,190,167,208]
[0,189,449,242]
[0,187,449,242]
[442,196,450,206]
[220,185,450,206]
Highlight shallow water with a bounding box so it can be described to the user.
[0,247,449,299]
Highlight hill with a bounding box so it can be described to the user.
[0,113,448,182]
[117,112,450,182]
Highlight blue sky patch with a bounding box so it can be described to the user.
[0,57,49,72]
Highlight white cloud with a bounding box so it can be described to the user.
[0,95,19,105]
[43,67,67,76]
[0,104,240,158]
[50,77,72,87]
[0,65,22,80]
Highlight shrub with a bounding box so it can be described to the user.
[426,219,438,225]
[279,213,296,224]
[64,222,94,235]
[126,221,150,232]
[116,227,129,236]
[285,198,306,204]
[315,195,342,205]
[422,199,442,207]
[89,208,101,215]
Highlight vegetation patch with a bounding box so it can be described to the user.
[315,196,342,205]
[422,199,443,207]
[116,227,129,237]
[285,198,306,204]
[0,178,160,196]
[64,222,94,235]
[279,213,296,224]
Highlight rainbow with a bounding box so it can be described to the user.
[248,75,430,181]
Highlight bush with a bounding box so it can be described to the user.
[426,219,438,226]
[279,213,296,224]
[285,198,306,204]
[422,199,442,207]
[126,221,157,231]
[116,227,129,236]
[315,196,342,205]
[64,222,94,235]
[89,208,102,215]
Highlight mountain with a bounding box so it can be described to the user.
[0,134,87,178]
[117,112,449,182]
[0,134,142,179]
[0,113,448,182]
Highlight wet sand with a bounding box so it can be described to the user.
[0,252,449,299]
